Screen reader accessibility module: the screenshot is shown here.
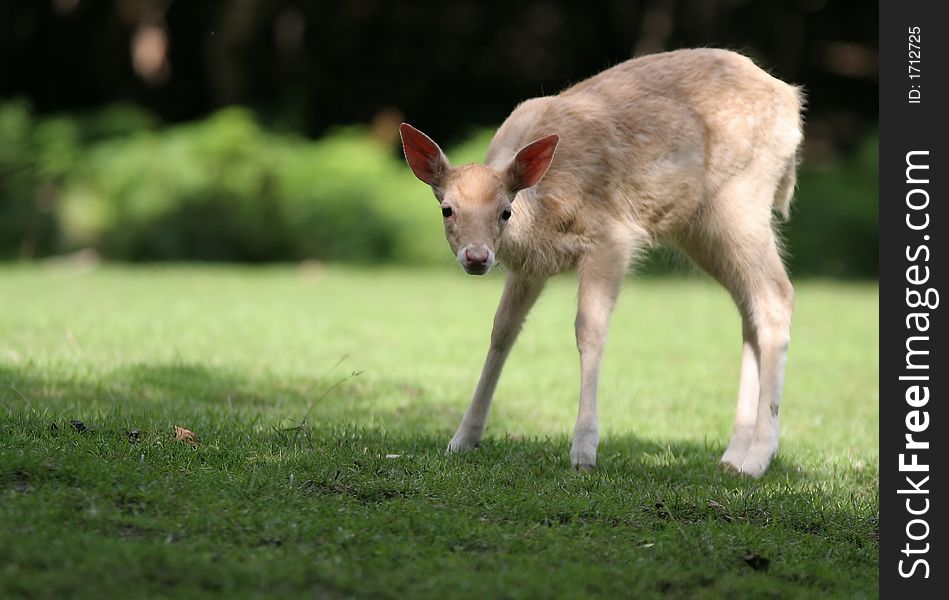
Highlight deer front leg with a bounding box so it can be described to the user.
[571,252,627,470]
[448,274,545,453]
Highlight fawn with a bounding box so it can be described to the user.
[399,48,804,477]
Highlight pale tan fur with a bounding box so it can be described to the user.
[404,48,804,477]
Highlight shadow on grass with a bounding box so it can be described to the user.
[1,412,879,565]
[1,361,879,598]
[1,358,429,424]
[0,360,874,490]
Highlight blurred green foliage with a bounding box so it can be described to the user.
[1,100,156,258]
[784,137,879,278]
[0,101,878,276]
[1,101,444,264]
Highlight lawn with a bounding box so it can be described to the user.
[0,264,878,598]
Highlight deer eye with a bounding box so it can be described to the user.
[441,206,453,218]
[501,208,512,221]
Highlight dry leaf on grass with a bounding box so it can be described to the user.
[741,552,770,571]
[173,426,200,448]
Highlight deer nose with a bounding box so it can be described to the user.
[465,247,489,266]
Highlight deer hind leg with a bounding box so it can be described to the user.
[736,247,793,477]
[679,194,794,477]
[721,316,760,469]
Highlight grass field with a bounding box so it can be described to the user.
[0,265,878,598]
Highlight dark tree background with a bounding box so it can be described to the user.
[0,1,879,274]
[1,0,877,154]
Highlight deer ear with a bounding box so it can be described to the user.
[506,134,559,192]
[400,123,450,186]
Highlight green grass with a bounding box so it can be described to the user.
[0,265,878,598]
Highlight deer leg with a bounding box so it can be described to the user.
[709,242,793,476]
[720,317,760,469]
[678,200,793,477]
[737,260,793,477]
[571,248,628,469]
[448,273,545,452]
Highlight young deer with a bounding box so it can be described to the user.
[400,48,803,477]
